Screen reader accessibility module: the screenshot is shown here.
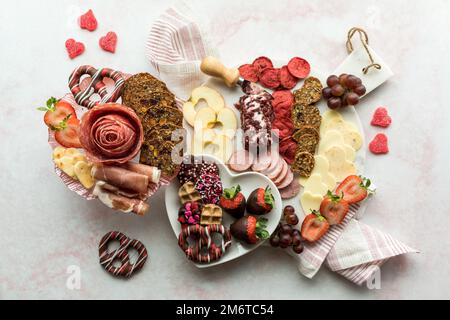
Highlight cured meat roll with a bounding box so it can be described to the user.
[92,165,149,195]
[79,104,143,165]
[93,182,149,216]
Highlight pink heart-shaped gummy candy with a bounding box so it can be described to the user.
[371,107,392,128]
[79,9,98,32]
[65,39,85,59]
[99,32,118,53]
[369,133,389,154]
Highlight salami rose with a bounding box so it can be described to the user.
[79,104,143,164]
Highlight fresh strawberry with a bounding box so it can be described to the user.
[320,191,350,225]
[246,186,274,215]
[301,211,330,242]
[54,117,82,148]
[335,175,374,204]
[38,97,77,129]
[219,185,246,219]
[230,215,269,244]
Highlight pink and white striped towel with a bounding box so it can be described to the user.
[146,1,418,286]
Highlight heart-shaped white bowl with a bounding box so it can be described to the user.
[165,154,282,268]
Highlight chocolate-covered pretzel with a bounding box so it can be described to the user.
[98,231,148,278]
[69,65,125,109]
[178,224,232,263]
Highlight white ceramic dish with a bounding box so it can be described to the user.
[165,154,283,268]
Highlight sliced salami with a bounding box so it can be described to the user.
[228,150,255,172]
[252,152,272,172]
[267,156,284,180]
[277,168,294,190]
[280,178,301,199]
[261,152,280,176]
[79,104,144,165]
[273,160,288,186]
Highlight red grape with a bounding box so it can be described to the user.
[322,87,333,100]
[280,224,293,235]
[353,85,367,96]
[279,233,292,248]
[326,75,339,87]
[339,74,349,86]
[341,93,349,107]
[283,205,295,216]
[331,84,345,97]
[292,233,302,246]
[270,235,280,247]
[346,75,360,89]
[292,243,304,254]
[286,214,299,226]
[327,97,342,109]
[346,92,360,106]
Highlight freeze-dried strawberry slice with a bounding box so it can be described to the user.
[287,57,311,79]
[239,64,259,82]
[259,68,280,89]
[279,66,298,89]
[252,57,273,74]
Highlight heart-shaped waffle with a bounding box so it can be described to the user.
[68,65,125,109]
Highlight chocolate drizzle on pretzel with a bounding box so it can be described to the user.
[98,231,148,278]
[178,224,232,263]
[69,65,125,109]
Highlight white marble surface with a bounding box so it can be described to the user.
[1,0,449,300]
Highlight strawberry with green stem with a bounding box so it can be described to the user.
[54,116,82,148]
[320,190,349,225]
[38,97,81,148]
[230,215,270,245]
[335,175,375,204]
[301,210,330,242]
[246,186,274,215]
[219,185,246,219]
[38,97,77,128]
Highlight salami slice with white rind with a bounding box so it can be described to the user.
[277,168,294,190]
[267,156,284,180]
[261,152,280,176]
[252,152,272,172]
[280,178,301,199]
[273,160,289,186]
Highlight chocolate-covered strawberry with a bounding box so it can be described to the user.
[230,215,269,245]
[246,186,274,215]
[219,185,246,219]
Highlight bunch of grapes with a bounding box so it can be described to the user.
[322,74,367,109]
[269,206,304,254]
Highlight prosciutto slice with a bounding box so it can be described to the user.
[79,104,143,165]
[119,162,161,184]
[92,165,149,195]
[93,182,149,216]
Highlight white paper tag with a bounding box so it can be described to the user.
[334,46,394,96]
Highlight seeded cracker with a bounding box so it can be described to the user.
[291,151,315,177]
[296,134,319,154]
[292,126,320,143]
[292,104,322,130]
[294,77,323,106]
